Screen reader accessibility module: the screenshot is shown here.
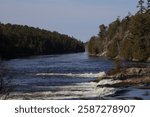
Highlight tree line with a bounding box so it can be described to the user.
[0,23,85,59]
[88,0,150,62]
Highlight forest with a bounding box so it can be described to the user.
[88,0,150,62]
[0,23,85,59]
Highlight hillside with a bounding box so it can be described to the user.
[0,23,85,59]
[88,8,150,62]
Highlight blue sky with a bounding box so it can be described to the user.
[0,0,138,42]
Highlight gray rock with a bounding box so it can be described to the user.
[125,68,150,76]
[115,73,126,80]
[147,57,150,62]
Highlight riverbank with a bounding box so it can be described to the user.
[97,66,150,99]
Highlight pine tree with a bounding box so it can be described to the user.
[137,0,146,14]
[147,0,150,9]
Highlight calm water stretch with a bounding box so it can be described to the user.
[1,53,150,100]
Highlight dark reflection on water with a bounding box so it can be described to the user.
[4,53,115,73]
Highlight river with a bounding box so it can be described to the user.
[1,52,120,99]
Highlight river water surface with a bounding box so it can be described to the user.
[1,53,120,99]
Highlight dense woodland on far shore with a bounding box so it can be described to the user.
[0,23,85,59]
[88,0,150,62]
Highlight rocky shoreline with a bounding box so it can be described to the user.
[97,67,150,100]
[89,53,150,62]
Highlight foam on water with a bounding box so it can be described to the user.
[3,79,120,100]
[98,79,121,85]
[1,72,120,100]
[36,72,106,78]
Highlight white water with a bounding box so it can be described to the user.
[36,72,106,78]
[3,79,119,100]
[1,71,120,100]
[98,79,121,85]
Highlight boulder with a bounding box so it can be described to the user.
[115,73,126,80]
[132,59,140,62]
[125,68,150,76]
[147,57,150,62]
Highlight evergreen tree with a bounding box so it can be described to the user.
[87,0,150,61]
[98,24,107,38]
[137,0,146,14]
[0,23,85,59]
[147,0,150,9]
